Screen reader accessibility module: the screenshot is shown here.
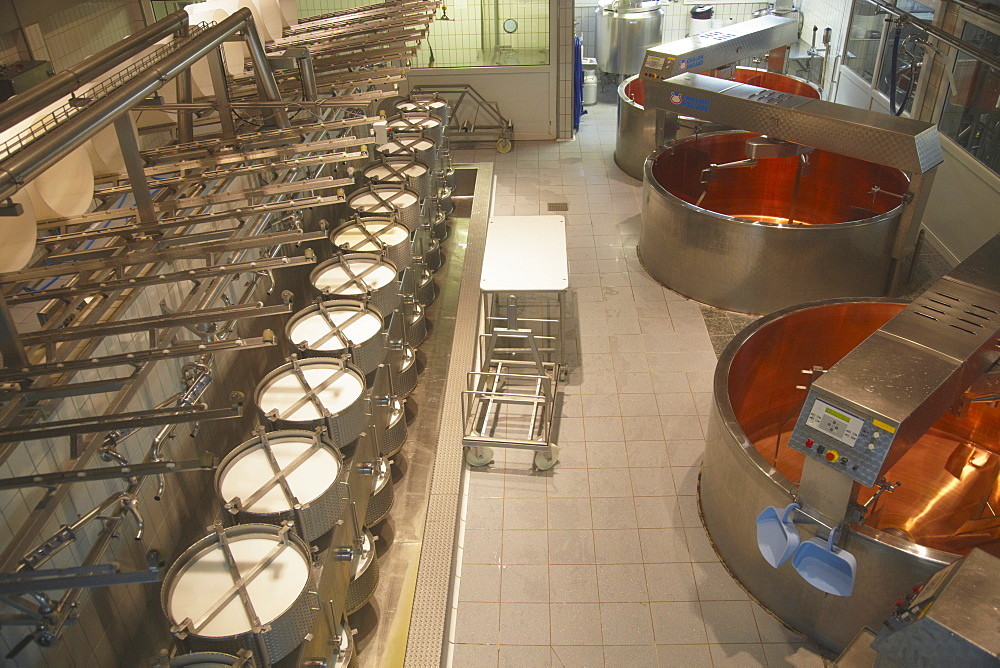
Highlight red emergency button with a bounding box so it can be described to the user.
[805,439,814,448]
[825,450,839,463]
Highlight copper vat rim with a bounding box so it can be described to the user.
[643,130,909,230]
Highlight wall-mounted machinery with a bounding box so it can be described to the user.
[636,65,943,313]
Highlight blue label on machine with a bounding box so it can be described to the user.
[669,92,710,113]
[678,54,704,71]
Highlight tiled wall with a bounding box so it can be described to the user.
[798,0,851,95]
[29,0,145,72]
[417,0,551,68]
[0,29,29,66]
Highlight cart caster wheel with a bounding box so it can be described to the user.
[466,446,494,466]
[534,446,559,471]
[496,137,512,153]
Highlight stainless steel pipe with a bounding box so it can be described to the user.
[0,8,281,201]
[0,10,190,135]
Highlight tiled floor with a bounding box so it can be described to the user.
[445,91,829,666]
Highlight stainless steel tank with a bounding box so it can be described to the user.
[700,298,1000,651]
[161,523,319,662]
[596,0,664,76]
[638,130,909,315]
[615,68,821,180]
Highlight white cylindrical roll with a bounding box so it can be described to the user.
[278,0,297,27]
[84,125,126,176]
[0,191,38,273]
[188,6,246,95]
[236,0,273,42]
[23,146,94,221]
[255,0,284,41]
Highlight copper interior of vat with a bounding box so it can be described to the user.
[650,131,910,225]
[727,68,822,97]
[624,67,820,108]
[727,301,1000,557]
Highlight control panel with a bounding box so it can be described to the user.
[787,388,900,487]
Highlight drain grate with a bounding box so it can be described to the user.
[547,202,569,212]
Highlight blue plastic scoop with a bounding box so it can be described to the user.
[755,503,800,568]
[792,528,857,596]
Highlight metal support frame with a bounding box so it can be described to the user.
[207,46,238,140]
[0,458,214,491]
[0,564,162,596]
[112,114,156,225]
[411,84,513,147]
[0,396,243,444]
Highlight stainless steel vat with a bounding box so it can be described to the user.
[615,68,821,180]
[284,300,388,375]
[701,298,1000,651]
[215,430,345,543]
[254,357,369,449]
[161,524,318,662]
[310,252,401,317]
[639,131,909,314]
[596,0,664,76]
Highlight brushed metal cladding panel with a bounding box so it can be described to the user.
[798,234,1000,483]
[644,73,943,173]
[941,232,1000,296]
[638,161,899,316]
[642,15,797,78]
[871,550,1000,665]
[615,81,658,180]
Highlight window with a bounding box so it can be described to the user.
[844,0,889,83]
[875,0,933,114]
[938,21,1000,175]
[413,0,550,68]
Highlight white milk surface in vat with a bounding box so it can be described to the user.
[168,535,307,637]
[220,440,340,512]
[336,223,409,250]
[365,163,428,179]
[288,309,381,350]
[314,261,397,293]
[260,366,364,420]
[351,190,418,213]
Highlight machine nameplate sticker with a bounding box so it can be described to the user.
[645,55,665,70]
